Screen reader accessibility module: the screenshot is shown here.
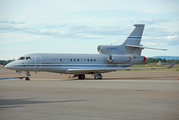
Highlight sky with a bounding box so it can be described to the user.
[0,0,179,60]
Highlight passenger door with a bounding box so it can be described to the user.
[34,56,42,70]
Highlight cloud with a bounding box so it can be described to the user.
[69,19,92,23]
[69,24,129,36]
[33,29,70,37]
[45,25,58,28]
[143,27,179,37]
[111,40,124,45]
[22,24,130,39]
[0,24,20,31]
[40,29,68,35]
[133,18,171,25]
[145,42,158,46]
[0,19,25,24]
[76,34,105,39]
[59,24,67,27]
[10,20,25,24]
[45,24,67,28]
[0,20,178,43]
[0,19,8,23]
[0,24,29,33]
[143,35,179,46]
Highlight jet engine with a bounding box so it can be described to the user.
[107,55,131,64]
[97,45,119,54]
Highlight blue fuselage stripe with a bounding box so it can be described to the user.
[13,64,130,68]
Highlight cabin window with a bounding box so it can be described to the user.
[57,59,59,62]
[74,59,76,62]
[91,59,93,62]
[77,59,79,62]
[70,59,72,62]
[63,59,66,62]
[67,59,69,62]
[53,59,56,62]
[94,59,96,62]
[84,59,86,62]
[26,57,31,60]
[18,57,25,60]
[87,59,89,62]
[81,59,83,62]
[60,59,62,62]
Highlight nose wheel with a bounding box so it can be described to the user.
[25,77,30,80]
[25,71,31,81]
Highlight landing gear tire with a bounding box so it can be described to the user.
[94,73,102,79]
[78,74,85,79]
[25,77,30,81]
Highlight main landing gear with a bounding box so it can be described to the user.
[78,74,85,79]
[94,73,102,79]
[73,73,103,79]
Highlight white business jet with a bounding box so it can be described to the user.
[5,24,176,80]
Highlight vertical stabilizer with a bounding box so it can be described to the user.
[97,24,145,55]
[122,24,145,55]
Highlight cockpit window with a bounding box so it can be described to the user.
[18,57,25,60]
[26,57,31,60]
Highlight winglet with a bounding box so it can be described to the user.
[167,59,178,68]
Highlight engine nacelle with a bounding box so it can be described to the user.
[97,45,119,54]
[107,55,131,64]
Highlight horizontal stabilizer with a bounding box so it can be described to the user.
[125,45,167,51]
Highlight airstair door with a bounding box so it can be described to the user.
[34,56,42,70]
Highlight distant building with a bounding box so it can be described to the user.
[157,61,170,65]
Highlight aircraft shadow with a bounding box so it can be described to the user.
[0,98,86,109]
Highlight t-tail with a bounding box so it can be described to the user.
[97,24,166,55]
[123,24,145,55]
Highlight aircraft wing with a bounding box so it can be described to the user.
[68,68,119,73]
[68,60,178,73]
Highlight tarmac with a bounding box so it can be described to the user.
[0,68,179,120]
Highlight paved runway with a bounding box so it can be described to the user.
[0,71,179,120]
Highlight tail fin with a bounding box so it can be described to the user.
[122,24,145,55]
[97,24,145,55]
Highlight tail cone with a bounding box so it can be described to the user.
[143,56,146,62]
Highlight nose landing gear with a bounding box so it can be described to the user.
[25,77,30,80]
[25,71,31,81]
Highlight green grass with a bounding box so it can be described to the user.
[118,63,179,71]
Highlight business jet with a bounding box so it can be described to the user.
[5,24,177,80]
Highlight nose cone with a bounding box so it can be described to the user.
[5,62,15,70]
[5,63,11,69]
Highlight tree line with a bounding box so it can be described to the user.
[140,58,179,64]
[0,60,14,66]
